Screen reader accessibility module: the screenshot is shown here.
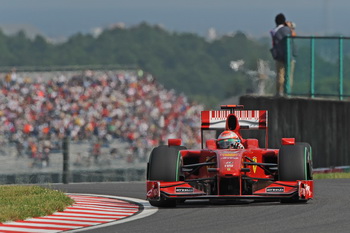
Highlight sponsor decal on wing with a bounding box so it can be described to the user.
[266,187,285,192]
[176,187,194,193]
[299,183,312,198]
[201,110,267,129]
[147,181,161,199]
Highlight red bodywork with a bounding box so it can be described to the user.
[147,105,314,203]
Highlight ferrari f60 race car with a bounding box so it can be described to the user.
[146,105,313,207]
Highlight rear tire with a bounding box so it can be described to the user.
[147,145,186,207]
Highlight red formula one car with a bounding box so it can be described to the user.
[146,105,313,207]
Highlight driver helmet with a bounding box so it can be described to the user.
[217,131,241,149]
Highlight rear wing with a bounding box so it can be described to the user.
[201,110,268,130]
[200,105,268,148]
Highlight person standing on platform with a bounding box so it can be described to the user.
[270,13,295,96]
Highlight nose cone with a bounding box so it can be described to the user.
[218,150,244,176]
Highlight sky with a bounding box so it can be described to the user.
[0,0,348,39]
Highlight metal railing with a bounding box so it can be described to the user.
[0,137,148,184]
[285,36,350,100]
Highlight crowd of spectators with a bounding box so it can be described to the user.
[0,68,204,166]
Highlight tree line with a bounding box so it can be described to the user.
[0,22,349,106]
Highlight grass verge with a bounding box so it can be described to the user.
[0,185,74,223]
[313,172,350,179]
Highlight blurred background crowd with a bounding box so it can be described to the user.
[0,69,203,170]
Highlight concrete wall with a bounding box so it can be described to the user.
[240,95,350,168]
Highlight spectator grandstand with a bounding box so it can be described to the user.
[0,68,203,174]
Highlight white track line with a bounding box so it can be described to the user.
[64,194,158,232]
[0,226,59,233]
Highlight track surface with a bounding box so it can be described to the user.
[51,179,350,233]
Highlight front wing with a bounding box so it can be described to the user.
[147,180,313,201]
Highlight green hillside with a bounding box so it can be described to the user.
[1,23,349,106]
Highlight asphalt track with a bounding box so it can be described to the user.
[50,179,350,233]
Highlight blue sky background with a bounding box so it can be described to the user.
[0,0,347,38]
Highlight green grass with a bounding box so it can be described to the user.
[313,172,350,179]
[0,185,74,223]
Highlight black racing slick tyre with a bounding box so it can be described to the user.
[278,143,313,203]
[147,145,186,181]
[147,145,186,207]
[297,142,313,180]
[278,143,312,181]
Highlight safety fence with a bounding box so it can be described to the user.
[285,36,350,100]
[0,138,148,184]
[0,168,146,184]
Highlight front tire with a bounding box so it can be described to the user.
[278,143,313,203]
[278,143,311,181]
[147,145,186,207]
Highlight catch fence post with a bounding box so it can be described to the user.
[62,136,70,184]
[310,37,315,98]
[285,36,291,96]
[339,36,344,100]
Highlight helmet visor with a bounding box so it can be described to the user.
[218,138,239,149]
